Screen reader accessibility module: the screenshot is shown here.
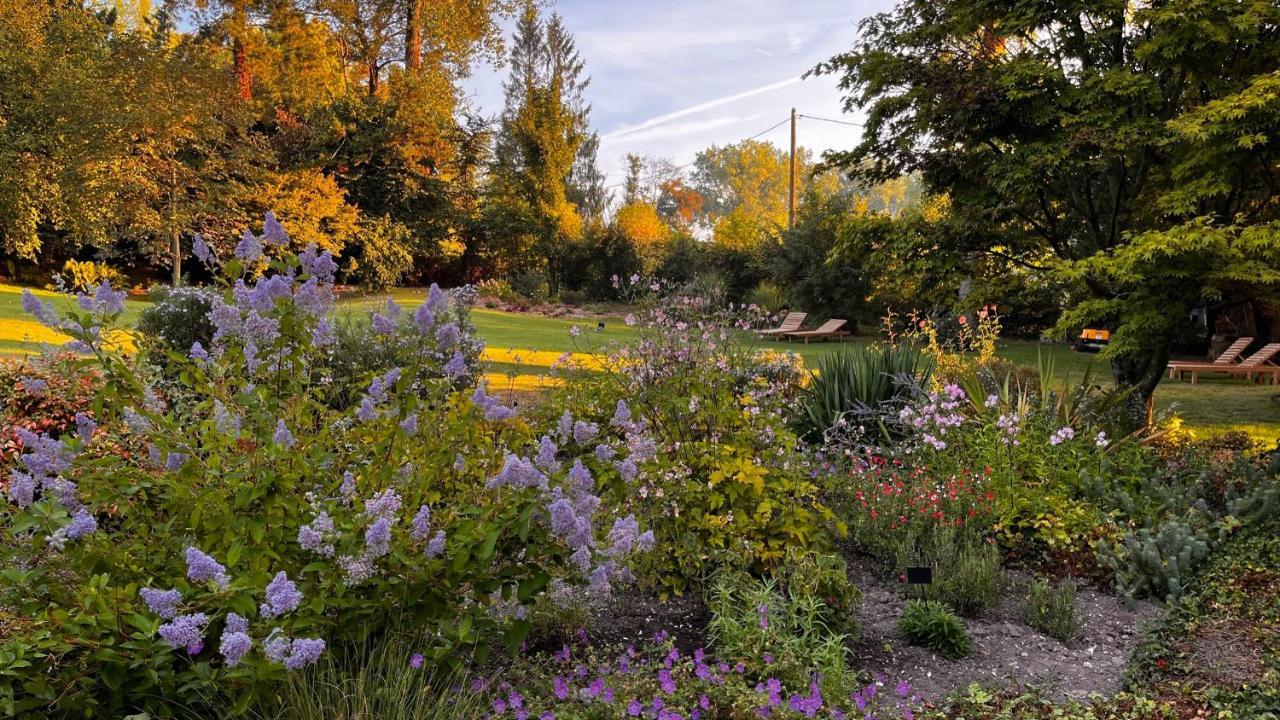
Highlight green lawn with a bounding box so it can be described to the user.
[3,283,1277,442]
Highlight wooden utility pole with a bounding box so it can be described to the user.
[788,107,797,229]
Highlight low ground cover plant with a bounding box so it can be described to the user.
[1127,518,1280,716]
[490,630,924,720]
[898,599,970,659]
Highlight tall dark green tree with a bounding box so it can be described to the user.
[569,131,609,223]
[489,3,590,294]
[813,1,1280,410]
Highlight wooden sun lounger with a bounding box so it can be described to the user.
[1168,342,1280,384]
[782,318,850,344]
[757,311,807,339]
[1167,336,1253,376]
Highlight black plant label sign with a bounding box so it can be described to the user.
[906,566,933,585]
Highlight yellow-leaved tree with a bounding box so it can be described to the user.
[613,202,669,272]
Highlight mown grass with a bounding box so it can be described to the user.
[2,283,1276,442]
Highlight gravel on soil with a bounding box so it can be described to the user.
[846,557,1161,703]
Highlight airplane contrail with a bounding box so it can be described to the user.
[600,76,802,142]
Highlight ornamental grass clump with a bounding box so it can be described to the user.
[1,215,654,717]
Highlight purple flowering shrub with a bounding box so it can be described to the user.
[477,629,921,720]
[1,217,653,716]
[319,286,486,409]
[546,282,836,594]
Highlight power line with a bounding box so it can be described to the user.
[745,116,791,141]
[797,114,863,127]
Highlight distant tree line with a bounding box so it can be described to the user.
[0,0,915,305]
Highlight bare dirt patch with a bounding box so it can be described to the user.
[845,557,1161,703]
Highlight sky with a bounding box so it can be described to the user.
[462,0,895,186]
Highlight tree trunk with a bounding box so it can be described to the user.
[367,61,379,96]
[171,228,182,286]
[233,39,251,100]
[1110,342,1170,431]
[404,0,423,72]
[231,3,251,100]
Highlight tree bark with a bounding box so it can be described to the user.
[231,3,251,100]
[1110,342,1170,431]
[404,0,424,72]
[233,38,251,100]
[171,228,182,286]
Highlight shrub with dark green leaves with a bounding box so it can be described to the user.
[793,343,930,445]
[1,232,651,716]
[1021,577,1081,642]
[898,599,970,659]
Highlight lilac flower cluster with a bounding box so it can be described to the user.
[139,587,183,619]
[1049,426,1076,446]
[263,631,326,670]
[7,429,95,543]
[273,419,295,448]
[74,412,96,444]
[333,488,405,584]
[219,613,253,667]
[158,612,208,653]
[259,572,302,618]
[298,511,336,556]
[357,367,401,422]
[185,546,231,589]
[473,382,516,421]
